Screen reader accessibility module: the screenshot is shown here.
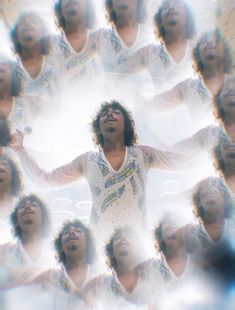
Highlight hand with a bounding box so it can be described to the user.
[9,130,24,150]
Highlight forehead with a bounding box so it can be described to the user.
[199,179,221,190]
[200,32,221,44]
[17,14,41,27]
[162,0,184,8]
[18,198,40,207]
[100,106,123,113]
[113,229,134,241]
[62,224,84,233]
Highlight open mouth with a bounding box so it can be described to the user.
[22,209,34,216]
[106,118,116,123]
[67,234,79,242]
[23,33,35,42]
[118,241,129,248]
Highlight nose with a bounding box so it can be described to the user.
[206,37,217,48]
[24,202,33,209]
[69,228,77,235]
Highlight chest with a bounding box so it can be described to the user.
[166,43,187,64]
[104,149,126,171]
[204,223,225,243]
[117,273,138,294]
[116,27,138,48]
[67,268,87,290]
[66,33,87,54]
[22,57,43,79]
[166,258,187,278]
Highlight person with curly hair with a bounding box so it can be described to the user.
[139,213,196,294]
[0,194,54,288]
[52,0,101,90]
[146,29,233,128]
[117,0,196,91]
[0,154,22,243]
[10,11,62,116]
[213,133,235,195]
[10,100,187,243]
[82,226,152,309]
[86,0,152,92]
[0,56,33,130]
[166,74,235,162]
[0,117,11,156]
[186,177,235,255]
[30,219,98,309]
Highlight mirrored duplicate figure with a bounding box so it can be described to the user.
[117,0,196,93]
[88,0,153,82]
[0,155,22,244]
[0,0,53,28]
[10,11,62,118]
[0,194,54,289]
[82,226,151,310]
[0,56,31,130]
[169,74,235,159]
[216,0,235,72]
[186,177,235,257]
[145,29,233,129]
[139,214,199,305]
[31,219,98,310]
[52,0,102,90]
[0,118,11,157]
[10,101,190,244]
[213,133,235,196]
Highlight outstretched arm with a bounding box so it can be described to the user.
[172,125,220,156]
[146,80,185,113]
[10,131,87,188]
[117,46,147,75]
[139,142,205,170]
[139,145,187,170]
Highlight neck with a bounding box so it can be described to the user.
[224,166,235,178]
[0,89,11,100]
[165,30,186,45]
[103,136,125,151]
[21,229,41,244]
[0,192,13,215]
[165,247,187,260]
[21,45,42,60]
[0,189,12,201]
[65,19,86,34]
[116,14,137,29]
[117,262,135,275]
[224,116,235,128]
[65,255,87,271]
[202,63,224,80]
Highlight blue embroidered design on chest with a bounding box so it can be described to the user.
[108,31,123,53]
[191,80,210,101]
[160,262,172,282]
[157,46,171,68]
[90,153,109,176]
[105,161,136,188]
[101,185,125,212]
